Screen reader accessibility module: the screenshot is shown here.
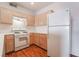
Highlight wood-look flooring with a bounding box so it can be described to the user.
[5,45,47,57]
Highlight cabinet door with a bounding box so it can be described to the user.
[27,15,35,26]
[48,9,70,26]
[39,34,47,50]
[5,35,14,53]
[35,15,40,26]
[29,33,35,45]
[0,8,12,24]
[39,13,47,26]
[35,12,47,26]
[34,33,40,46]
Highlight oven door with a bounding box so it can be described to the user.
[15,35,29,51]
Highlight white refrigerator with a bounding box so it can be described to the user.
[48,9,71,57]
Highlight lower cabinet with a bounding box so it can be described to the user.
[39,34,47,50]
[4,34,15,53]
[34,33,40,46]
[29,33,35,45]
[30,33,47,50]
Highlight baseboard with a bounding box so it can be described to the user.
[70,54,78,57]
[5,51,15,55]
[48,56,50,57]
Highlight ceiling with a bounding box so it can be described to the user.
[16,2,53,12]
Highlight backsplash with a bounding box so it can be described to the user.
[0,24,35,34]
[0,24,12,34]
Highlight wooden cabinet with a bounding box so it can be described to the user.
[27,15,35,26]
[30,33,40,46]
[0,7,30,25]
[39,13,47,26]
[35,15,39,26]
[30,33,47,50]
[0,8,13,24]
[4,34,14,53]
[35,12,47,26]
[29,33,35,45]
[39,34,47,50]
[35,33,47,50]
[34,33,40,46]
[13,11,26,18]
[0,7,35,26]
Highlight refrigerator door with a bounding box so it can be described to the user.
[48,9,70,26]
[48,26,70,57]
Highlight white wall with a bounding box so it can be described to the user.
[36,2,79,56]
[0,24,12,34]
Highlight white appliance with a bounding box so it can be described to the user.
[14,31,29,51]
[12,16,28,51]
[48,9,71,57]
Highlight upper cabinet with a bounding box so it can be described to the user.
[35,12,47,26]
[0,8,13,24]
[13,11,26,18]
[27,15,35,26]
[48,9,70,26]
[0,7,33,26]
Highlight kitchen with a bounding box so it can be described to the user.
[0,2,79,57]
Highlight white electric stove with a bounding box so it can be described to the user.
[14,31,29,51]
